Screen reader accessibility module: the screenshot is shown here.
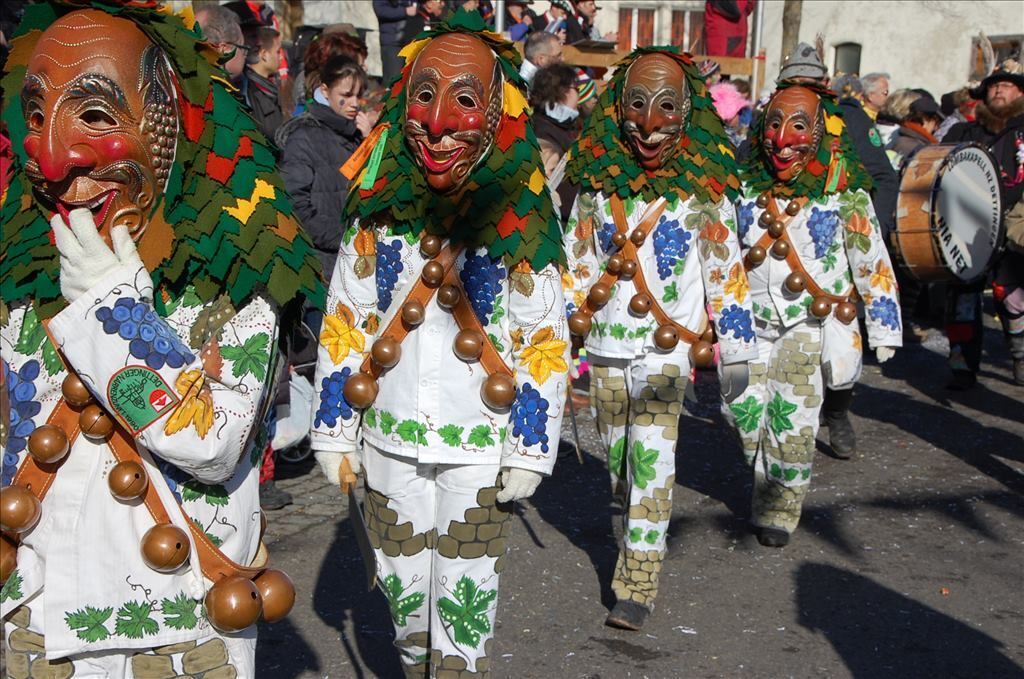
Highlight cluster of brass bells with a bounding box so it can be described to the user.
[343,235,518,412]
[747,194,801,268]
[203,568,296,633]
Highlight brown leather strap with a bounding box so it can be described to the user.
[576,196,704,344]
[444,264,514,378]
[7,332,262,582]
[764,196,854,304]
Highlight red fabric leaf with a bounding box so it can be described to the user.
[206,136,254,185]
[496,207,528,238]
[496,114,526,152]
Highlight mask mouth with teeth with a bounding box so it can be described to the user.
[760,85,824,182]
[20,9,177,244]
[403,32,503,195]
[619,53,691,171]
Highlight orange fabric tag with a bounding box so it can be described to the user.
[340,124,389,181]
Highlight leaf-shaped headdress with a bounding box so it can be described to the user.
[740,80,873,198]
[565,46,740,205]
[1,0,323,320]
[341,10,563,270]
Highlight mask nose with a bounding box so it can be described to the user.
[27,118,98,184]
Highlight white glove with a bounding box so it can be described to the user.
[495,467,543,503]
[875,347,895,364]
[51,209,148,303]
[314,450,361,486]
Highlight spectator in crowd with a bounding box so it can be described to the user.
[876,88,921,146]
[942,60,1024,388]
[240,23,286,141]
[534,0,571,39]
[401,0,445,46]
[194,3,246,82]
[225,0,290,79]
[521,30,562,85]
[699,58,723,87]
[279,55,371,287]
[373,0,416,83]
[709,80,749,147]
[860,72,890,120]
[293,29,369,112]
[888,96,944,163]
[576,73,598,116]
[703,0,755,58]
[565,0,615,44]
[937,86,976,140]
[530,62,581,221]
[506,0,537,42]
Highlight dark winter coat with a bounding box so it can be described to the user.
[373,0,413,47]
[278,102,363,274]
[839,96,899,238]
[888,123,935,167]
[533,110,580,223]
[242,69,285,142]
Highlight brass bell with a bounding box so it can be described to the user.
[690,340,715,369]
[79,404,115,441]
[342,372,379,409]
[587,282,611,307]
[611,232,627,248]
[205,575,263,634]
[758,211,773,227]
[767,220,785,238]
[141,523,191,573]
[606,254,624,274]
[1,533,16,583]
[786,200,801,216]
[746,245,767,266]
[701,326,716,343]
[453,329,484,362]
[629,229,645,246]
[108,460,149,501]
[421,261,445,288]
[370,337,401,369]
[436,284,461,310]
[835,301,858,325]
[784,272,807,294]
[401,300,426,327]
[628,293,652,316]
[481,373,516,410]
[653,325,679,350]
[27,424,69,464]
[810,296,832,318]
[61,374,93,407]
[0,486,41,534]
[420,234,442,257]
[771,239,791,258]
[255,569,296,623]
[619,260,638,280]
[756,192,770,208]
[568,311,592,337]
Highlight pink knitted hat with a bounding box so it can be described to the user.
[709,82,750,121]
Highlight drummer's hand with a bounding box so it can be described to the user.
[875,347,895,364]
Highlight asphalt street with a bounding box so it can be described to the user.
[257,317,1024,679]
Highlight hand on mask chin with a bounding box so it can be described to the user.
[51,208,149,303]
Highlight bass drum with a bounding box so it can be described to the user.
[894,142,1002,283]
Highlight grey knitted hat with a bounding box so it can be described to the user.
[778,42,828,83]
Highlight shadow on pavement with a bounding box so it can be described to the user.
[527,448,622,610]
[796,562,1023,678]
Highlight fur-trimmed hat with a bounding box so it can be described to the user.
[972,58,1024,100]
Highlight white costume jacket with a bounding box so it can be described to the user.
[1,265,274,658]
[309,221,570,476]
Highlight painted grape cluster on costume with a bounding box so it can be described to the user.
[96,298,195,370]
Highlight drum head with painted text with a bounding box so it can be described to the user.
[934,145,1001,282]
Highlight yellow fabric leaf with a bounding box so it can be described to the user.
[870,261,894,293]
[528,167,545,195]
[164,370,214,440]
[224,179,275,223]
[520,327,568,385]
[825,113,844,136]
[399,38,430,62]
[320,308,366,364]
[718,143,735,159]
[504,81,528,118]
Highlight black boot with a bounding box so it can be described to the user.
[259,480,293,510]
[822,387,856,459]
[756,526,791,547]
[605,600,650,631]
